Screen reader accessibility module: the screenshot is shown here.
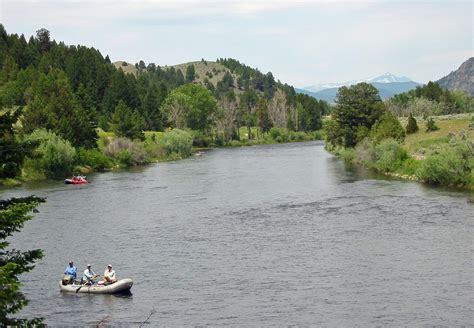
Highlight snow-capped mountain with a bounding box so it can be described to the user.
[303,73,416,93]
[368,73,413,84]
[298,73,420,103]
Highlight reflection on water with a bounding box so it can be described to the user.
[3,141,472,326]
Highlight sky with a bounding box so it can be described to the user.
[0,0,472,88]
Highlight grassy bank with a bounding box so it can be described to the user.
[1,127,322,187]
[401,114,473,157]
[336,114,474,190]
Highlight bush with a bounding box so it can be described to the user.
[312,130,323,140]
[406,113,419,134]
[370,111,405,143]
[354,138,376,167]
[144,135,166,159]
[399,157,421,176]
[75,147,112,171]
[104,138,148,166]
[268,128,289,143]
[339,148,355,162]
[425,117,440,132]
[190,130,212,148]
[354,138,408,173]
[163,129,193,158]
[416,136,473,186]
[288,131,308,142]
[373,139,408,172]
[24,129,76,177]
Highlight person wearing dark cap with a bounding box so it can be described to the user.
[103,264,117,284]
[82,264,97,285]
[62,261,77,285]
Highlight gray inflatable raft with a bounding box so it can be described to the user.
[59,278,133,294]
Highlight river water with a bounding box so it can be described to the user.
[4,141,473,326]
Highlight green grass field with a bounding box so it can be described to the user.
[402,114,473,155]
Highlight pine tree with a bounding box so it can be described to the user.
[0,196,45,326]
[185,64,195,83]
[256,98,272,135]
[406,113,419,134]
[110,100,144,140]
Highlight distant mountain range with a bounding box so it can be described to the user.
[436,57,473,96]
[298,73,421,103]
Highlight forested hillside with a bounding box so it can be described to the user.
[0,26,327,181]
[386,81,473,117]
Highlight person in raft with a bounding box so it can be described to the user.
[62,261,77,285]
[82,264,98,285]
[103,264,117,284]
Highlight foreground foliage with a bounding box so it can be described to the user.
[0,196,45,326]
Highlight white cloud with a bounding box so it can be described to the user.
[0,0,471,86]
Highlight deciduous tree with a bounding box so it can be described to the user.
[327,83,385,148]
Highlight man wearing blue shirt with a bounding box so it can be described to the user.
[63,261,77,284]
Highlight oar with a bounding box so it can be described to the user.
[76,274,101,293]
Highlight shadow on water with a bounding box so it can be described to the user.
[330,156,474,198]
[60,290,133,299]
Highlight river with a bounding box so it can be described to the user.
[4,141,473,326]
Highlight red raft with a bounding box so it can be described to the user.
[64,175,88,185]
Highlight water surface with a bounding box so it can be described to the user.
[5,142,473,326]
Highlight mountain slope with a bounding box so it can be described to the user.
[303,73,415,93]
[300,81,420,103]
[436,57,473,96]
[299,73,420,103]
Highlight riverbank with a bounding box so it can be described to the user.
[332,114,474,191]
[0,127,322,188]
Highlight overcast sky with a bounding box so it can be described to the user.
[0,0,472,87]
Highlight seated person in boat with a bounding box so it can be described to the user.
[103,264,117,284]
[82,264,98,285]
[62,261,77,285]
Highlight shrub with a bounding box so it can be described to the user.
[399,157,421,176]
[425,117,440,132]
[416,134,473,186]
[288,131,308,142]
[144,135,166,159]
[373,139,408,172]
[24,129,76,177]
[339,148,355,162]
[355,138,408,173]
[406,113,419,134]
[269,128,289,143]
[312,130,323,140]
[370,111,405,143]
[117,149,133,166]
[163,129,193,158]
[75,147,112,171]
[104,138,148,166]
[190,130,212,148]
[354,138,376,167]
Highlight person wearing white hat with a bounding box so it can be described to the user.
[82,264,97,285]
[103,264,117,284]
